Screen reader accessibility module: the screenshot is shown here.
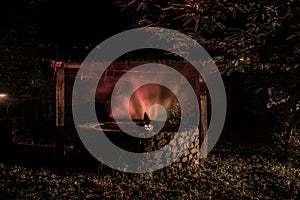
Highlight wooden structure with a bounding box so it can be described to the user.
[54,60,209,161]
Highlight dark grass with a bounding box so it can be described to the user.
[0,131,299,199]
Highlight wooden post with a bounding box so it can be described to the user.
[194,75,208,159]
[199,76,208,159]
[55,63,65,161]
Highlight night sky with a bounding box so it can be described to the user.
[1,0,132,49]
[36,0,132,45]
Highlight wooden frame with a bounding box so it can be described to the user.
[55,61,208,160]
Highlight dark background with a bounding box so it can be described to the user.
[1,0,133,59]
[0,0,274,133]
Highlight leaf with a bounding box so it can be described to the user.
[194,18,199,32]
[136,2,145,11]
[226,68,235,76]
[233,8,237,19]
[236,63,245,73]
[183,16,193,27]
[286,34,297,41]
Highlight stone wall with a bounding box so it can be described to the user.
[140,127,200,169]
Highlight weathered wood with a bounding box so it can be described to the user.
[56,66,65,160]
[64,63,80,69]
[199,76,208,159]
[194,75,208,159]
[56,67,65,126]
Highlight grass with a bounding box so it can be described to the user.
[0,138,299,199]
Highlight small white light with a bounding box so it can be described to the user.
[0,93,8,98]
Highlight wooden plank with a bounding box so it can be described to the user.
[63,61,220,71]
[56,67,65,126]
[56,66,65,160]
[64,63,81,69]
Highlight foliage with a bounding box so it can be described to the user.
[0,141,299,199]
[0,1,56,143]
[115,0,299,71]
[0,2,55,113]
[0,29,56,143]
[270,98,300,159]
[115,0,300,154]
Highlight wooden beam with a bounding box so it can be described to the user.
[194,75,208,159]
[56,65,65,160]
[64,63,81,69]
[199,76,208,159]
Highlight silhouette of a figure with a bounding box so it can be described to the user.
[143,112,154,132]
[143,112,151,125]
[143,112,150,121]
